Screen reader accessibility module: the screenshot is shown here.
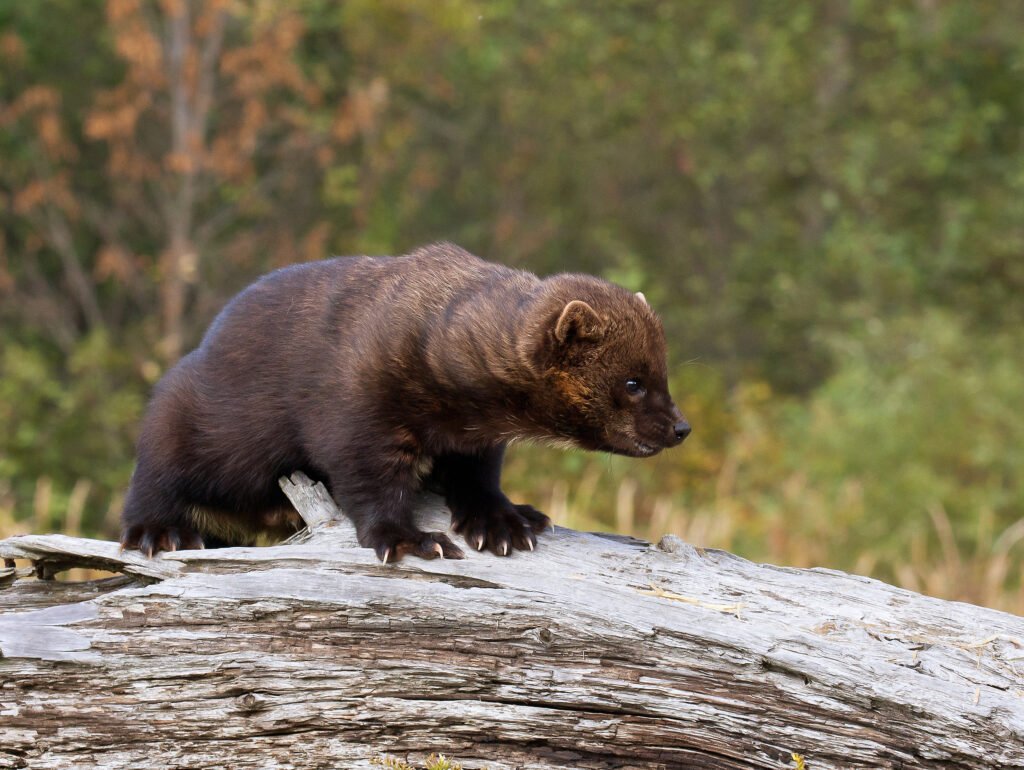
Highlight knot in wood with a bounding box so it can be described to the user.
[235,693,265,714]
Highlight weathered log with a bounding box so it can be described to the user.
[1,472,1023,769]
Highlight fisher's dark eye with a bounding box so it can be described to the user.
[625,378,646,398]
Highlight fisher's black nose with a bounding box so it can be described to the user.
[672,419,691,445]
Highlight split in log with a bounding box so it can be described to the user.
[1,472,1023,769]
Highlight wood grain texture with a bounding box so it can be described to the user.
[1,472,1023,769]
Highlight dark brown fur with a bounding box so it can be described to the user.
[120,243,689,561]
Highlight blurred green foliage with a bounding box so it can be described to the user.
[0,333,144,530]
[1,0,1023,608]
[786,312,1024,554]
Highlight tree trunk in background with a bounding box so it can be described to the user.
[157,2,224,363]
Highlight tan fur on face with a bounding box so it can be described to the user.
[551,369,593,409]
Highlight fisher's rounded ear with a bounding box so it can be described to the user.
[554,300,605,344]
[636,291,647,305]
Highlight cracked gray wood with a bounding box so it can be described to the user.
[1,472,1023,769]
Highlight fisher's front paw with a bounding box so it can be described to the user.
[450,497,551,557]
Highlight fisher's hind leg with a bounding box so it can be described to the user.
[120,465,204,556]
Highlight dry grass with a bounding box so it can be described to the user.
[0,476,117,582]
[541,468,1024,616]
